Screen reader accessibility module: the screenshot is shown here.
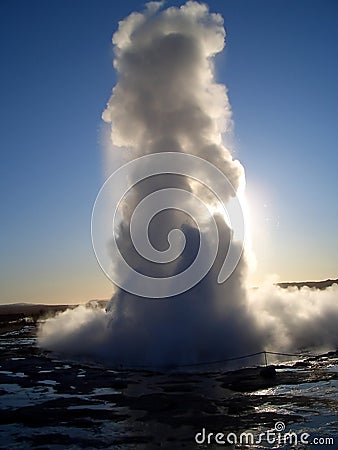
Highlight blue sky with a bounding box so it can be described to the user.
[0,0,337,304]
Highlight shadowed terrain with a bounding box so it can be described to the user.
[0,317,337,448]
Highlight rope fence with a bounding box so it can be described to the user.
[179,351,265,368]
[172,350,322,369]
[119,349,335,371]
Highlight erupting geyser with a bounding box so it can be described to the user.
[38,1,338,368]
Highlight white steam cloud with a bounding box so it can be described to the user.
[38,1,338,368]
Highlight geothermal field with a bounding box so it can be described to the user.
[0,303,338,448]
[1,1,337,448]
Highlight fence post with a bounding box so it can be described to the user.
[264,351,268,366]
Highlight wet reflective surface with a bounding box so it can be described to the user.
[0,323,337,449]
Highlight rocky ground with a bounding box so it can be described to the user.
[0,318,337,449]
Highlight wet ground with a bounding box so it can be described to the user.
[0,322,337,449]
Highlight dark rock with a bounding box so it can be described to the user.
[260,366,276,378]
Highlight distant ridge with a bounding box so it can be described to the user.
[0,300,108,321]
[277,278,338,290]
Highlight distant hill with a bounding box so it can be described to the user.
[0,304,75,326]
[277,278,338,290]
[0,300,109,326]
[0,303,73,315]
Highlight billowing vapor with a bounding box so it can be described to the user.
[39,284,338,366]
[249,283,338,353]
[38,1,338,368]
